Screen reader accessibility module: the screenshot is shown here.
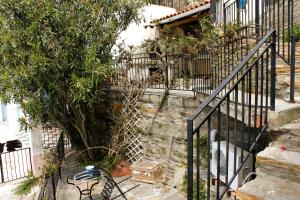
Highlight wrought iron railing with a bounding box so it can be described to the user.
[207,25,261,95]
[109,52,211,92]
[216,0,296,102]
[108,26,267,97]
[38,132,71,200]
[0,147,33,183]
[150,0,203,11]
[187,29,276,200]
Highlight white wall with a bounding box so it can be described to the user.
[0,103,19,143]
[0,102,32,148]
[114,4,176,54]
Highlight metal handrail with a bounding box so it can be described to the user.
[188,29,275,123]
[187,29,276,200]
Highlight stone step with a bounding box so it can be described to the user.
[276,65,300,74]
[274,63,300,99]
[255,146,300,183]
[268,101,300,130]
[236,175,300,200]
[275,84,300,100]
[269,120,300,152]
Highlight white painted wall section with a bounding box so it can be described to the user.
[115,5,176,52]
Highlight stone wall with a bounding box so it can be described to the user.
[140,90,200,181]
[294,0,300,25]
[103,88,262,187]
[103,88,201,186]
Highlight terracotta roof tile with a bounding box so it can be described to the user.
[151,0,211,24]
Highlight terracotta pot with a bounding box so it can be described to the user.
[111,161,131,177]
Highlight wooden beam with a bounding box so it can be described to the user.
[164,15,199,29]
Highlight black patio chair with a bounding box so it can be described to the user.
[100,167,140,200]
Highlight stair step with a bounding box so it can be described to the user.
[236,175,300,200]
[276,68,300,75]
[256,146,300,183]
[270,120,300,153]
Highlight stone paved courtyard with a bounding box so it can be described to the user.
[0,178,40,200]
[57,151,186,200]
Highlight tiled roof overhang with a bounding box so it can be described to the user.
[150,0,211,26]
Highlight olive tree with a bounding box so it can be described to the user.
[0,0,145,159]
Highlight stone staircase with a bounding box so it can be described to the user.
[276,42,300,102]
[236,119,300,200]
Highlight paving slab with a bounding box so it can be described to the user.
[57,152,187,200]
[0,178,40,200]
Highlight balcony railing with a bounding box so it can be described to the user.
[150,0,203,11]
[108,52,211,93]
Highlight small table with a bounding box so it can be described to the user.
[67,169,103,200]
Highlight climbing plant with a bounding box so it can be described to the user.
[143,17,242,56]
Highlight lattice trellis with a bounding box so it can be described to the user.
[42,126,61,149]
[117,88,147,164]
[111,54,167,164]
[42,125,71,150]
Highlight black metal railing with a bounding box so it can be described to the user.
[208,25,261,95]
[215,0,295,102]
[42,127,72,152]
[187,29,276,200]
[150,0,204,11]
[109,52,211,92]
[38,132,71,200]
[0,147,33,183]
[108,26,267,97]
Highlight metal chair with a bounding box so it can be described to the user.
[100,167,140,200]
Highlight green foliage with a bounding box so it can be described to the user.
[100,155,122,172]
[199,17,220,47]
[292,24,300,37]
[0,0,145,154]
[199,135,209,167]
[144,26,204,55]
[193,134,209,167]
[285,24,300,42]
[143,17,241,56]
[158,123,163,128]
[40,150,60,179]
[181,174,206,199]
[223,21,242,40]
[14,172,39,196]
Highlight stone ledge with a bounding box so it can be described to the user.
[236,191,262,200]
[256,146,300,182]
[257,146,300,166]
[236,176,300,200]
